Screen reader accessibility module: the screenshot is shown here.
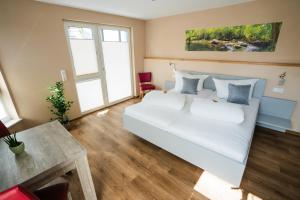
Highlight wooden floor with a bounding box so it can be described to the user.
[67,98,300,200]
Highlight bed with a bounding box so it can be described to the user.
[123,72,266,187]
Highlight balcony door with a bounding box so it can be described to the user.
[65,22,133,113]
[100,26,133,103]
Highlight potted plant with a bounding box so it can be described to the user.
[278,72,287,86]
[46,82,73,128]
[3,133,25,154]
[0,120,25,155]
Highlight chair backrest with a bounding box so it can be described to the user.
[138,72,152,83]
[0,186,39,200]
[0,120,10,138]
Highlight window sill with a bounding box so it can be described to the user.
[4,118,22,128]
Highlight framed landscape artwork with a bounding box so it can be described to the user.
[185,22,282,52]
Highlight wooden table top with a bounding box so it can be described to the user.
[0,121,86,192]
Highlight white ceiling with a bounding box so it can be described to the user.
[36,0,253,20]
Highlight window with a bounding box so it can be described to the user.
[102,29,119,42]
[65,22,133,114]
[68,27,93,39]
[120,31,128,42]
[76,79,104,112]
[101,34,132,102]
[0,70,21,127]
[68,26,99,76]
[0,98,9,123]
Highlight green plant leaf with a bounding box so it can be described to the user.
[46,81,73,125]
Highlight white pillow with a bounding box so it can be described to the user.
[190,98,245,124]
[213,78,258,99]
[174,71,208,92]
[143,91,185,110]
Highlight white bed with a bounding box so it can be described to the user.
[123,73,266,186]
[125,91,259,163]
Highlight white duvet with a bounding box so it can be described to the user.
[124,90,259,163]
[190,98,245,124]
[168,98,259,163]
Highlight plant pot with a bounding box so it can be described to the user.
[63,122,71,130]
[9,142,25,155]
[62,115,71,130]
[278,79,285,86]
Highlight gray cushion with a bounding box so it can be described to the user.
[227,84,251,105]
[181,77,199,95]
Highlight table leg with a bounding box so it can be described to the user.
[75,155,97,200]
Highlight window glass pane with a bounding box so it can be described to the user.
[69,37,99,76]
[0,101,8,121]
[68,27,92,39]
[120,31,128,42]
[102,42,132,102]
[76,79,104,112]
[103,30,119,42]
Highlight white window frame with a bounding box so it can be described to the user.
[99,25,134,105]
[0,98,10,123]
[64,22,108,114]
[0,70,21,128]
[64,21,135,115]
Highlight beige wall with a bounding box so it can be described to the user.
[0,0,145,129]
[145,0,300,132]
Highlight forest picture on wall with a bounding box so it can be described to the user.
[185,22,282,52]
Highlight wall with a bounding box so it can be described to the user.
[0,0,145,129]
[145,0,300,132]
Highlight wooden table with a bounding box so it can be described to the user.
[0,121,97,200]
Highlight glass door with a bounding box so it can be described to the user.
[65,22,134,114]
[100,26,133,104]
[65,22,107,113]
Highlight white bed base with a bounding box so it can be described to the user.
[123,114,254,187]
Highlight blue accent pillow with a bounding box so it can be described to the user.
[227,84,251,105]
[181,77,199,95]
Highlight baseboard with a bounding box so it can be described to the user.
[255,126,300,137]
[286,130,300,136]
[70,97,137,122]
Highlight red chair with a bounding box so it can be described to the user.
[0,120,10,138]
[0,183,69,200]
[138,72,155,98]
[0,186,39,200]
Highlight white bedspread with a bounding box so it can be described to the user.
[124,90,259,163]
[168,98,259,163]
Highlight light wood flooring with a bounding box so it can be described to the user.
[67,98,300,200]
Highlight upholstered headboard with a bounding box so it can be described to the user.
[165,71,266,99]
